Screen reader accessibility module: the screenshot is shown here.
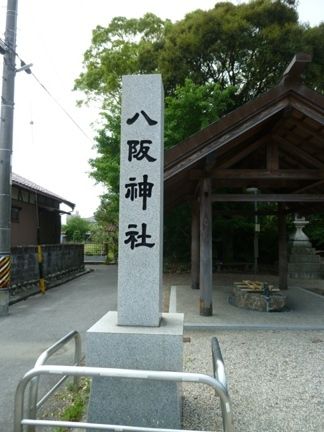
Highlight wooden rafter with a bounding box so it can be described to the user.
[216,137,266,169]
[274,135,324,169]
[294,180,324,193]
[211,169,324,180]
[211,193,324,203]
[290,100,324,127]
[266,141,279,170]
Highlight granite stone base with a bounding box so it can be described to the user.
[288,245,322,279]
[86,311,184,430]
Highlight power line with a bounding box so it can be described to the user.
[0,37,93,143]
[30,72,93,143]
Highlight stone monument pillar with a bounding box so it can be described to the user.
[86,74,184,429]
[288,216,322,279]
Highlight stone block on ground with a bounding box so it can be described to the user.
[229,286,287,312]
[86,311,184,430]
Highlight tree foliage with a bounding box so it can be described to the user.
[75,13,169,108]
[63,216,90,242]
[165,80,236,148]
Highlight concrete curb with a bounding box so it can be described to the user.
[169,286,177,313]
[184,323,324,331]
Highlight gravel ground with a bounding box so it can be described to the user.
[183,330,324,432]
[39,329,324,432]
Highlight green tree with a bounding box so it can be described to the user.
[75,13,168,108]
[165,79,236,148]
[159,0,310,101]
[93,194,119,262]
[63,216,90,242]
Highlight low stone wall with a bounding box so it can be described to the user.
[10,244,84,289]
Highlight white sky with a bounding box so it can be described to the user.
[0,0,323,218]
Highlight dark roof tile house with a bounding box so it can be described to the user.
[11,173,75,246]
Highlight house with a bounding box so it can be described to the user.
[11,173,75,246]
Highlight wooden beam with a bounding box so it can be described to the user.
[278,203,288,290]
[212,194,324,202]
[191,200,200,290]
[213,207,293,216]
[164,99,288,180]
[199,178,213,316]
[211,169,324,180]
[266,141,279,170]
[216,138,265,169]
[294,180,324,193]
[274,135,324,169]
[290,100,324,128]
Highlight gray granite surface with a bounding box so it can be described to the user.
[117,74,164,327]
[87,311,184,429]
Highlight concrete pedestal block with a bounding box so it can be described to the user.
[86,311,184,430]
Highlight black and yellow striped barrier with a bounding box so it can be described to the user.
[0,255,11,288]
[37,245,46,294]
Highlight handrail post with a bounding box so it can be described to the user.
[27,330,82,431]
[73,331,82,390]
[211,337,231,431]
[14,375,29,432]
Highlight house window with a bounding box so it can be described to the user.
[11,206,21,223]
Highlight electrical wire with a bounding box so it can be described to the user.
[30,72,93,143]
[0,36,93,143]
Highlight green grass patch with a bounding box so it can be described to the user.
[56,378,90,431]
[38,378,90,432]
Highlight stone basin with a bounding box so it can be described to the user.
[229,286,288,312]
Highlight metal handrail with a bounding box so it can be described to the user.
[27,330,82,432]
[211,337,227,390]
[14,365,234,432]
[211,337,229,426]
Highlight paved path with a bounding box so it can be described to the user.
[0,265,117,431]
[165,272,324,329]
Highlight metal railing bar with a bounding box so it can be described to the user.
[24,365,229,390]
[21,418,214,432]
[211,338,227,390]
[35,375,68,410]
[34,330,81,369]
[28,330,82,432]
[15,365,234,432]
[211,338,229,431]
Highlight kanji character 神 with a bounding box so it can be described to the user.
[125,174,154,210]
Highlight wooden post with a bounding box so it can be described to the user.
[191,200,200,289]
[278,203,288,290]
[199,178,213,315]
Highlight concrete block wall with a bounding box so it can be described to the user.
[10,244,84,288]
[11,246,39,285]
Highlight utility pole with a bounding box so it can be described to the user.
[0,0,18,316]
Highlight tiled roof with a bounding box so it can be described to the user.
[12,173,75,209]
